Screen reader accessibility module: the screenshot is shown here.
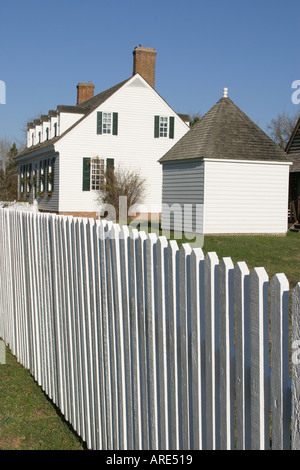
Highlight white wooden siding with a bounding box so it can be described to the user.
[161,160,204,233]
[55,76,189,214]
[58,112,84,136]
[203,159,291,234]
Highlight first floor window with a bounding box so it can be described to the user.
[82,157,113,191]
[91,158,105,190]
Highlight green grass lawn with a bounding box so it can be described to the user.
[0,345,85,450]
[201,231,300,291]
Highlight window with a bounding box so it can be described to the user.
[91,158,105,190]
[97,112,118,135]
[102,113,112,134]
[159,116,168,137]
[154,115,175,139]
[82,157,113,191]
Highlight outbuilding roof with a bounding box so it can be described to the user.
[159,93,289,163]
[286,116,300,172]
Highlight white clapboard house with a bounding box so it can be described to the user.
[15,46,189,218]
[159,88,292,235]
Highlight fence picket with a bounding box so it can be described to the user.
[97,221,111,449]
[292,283,300,450]
[145,232,159,450]
[129,228,142,449]
[219,257,235,450]
[270,273,290,450]
[190,247,205,450]
[167,240,180,450]
[110,223,128,449]
[204,252,220,450]
[234,261,251,450]
[156,236,169,449]
[179,243,192,449]
[119,225,134,449]
[250,267,270,450]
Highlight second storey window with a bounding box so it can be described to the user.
[159,116,168,137]
[102,113,112,134]
[154,115,175,139]
[97,112,118,135]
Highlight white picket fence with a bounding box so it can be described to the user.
[0,208,300,450]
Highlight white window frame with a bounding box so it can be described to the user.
[90,158,105,190]
[159,116,168,137]
[102,112,112,134]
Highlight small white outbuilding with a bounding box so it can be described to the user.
[159,89,292,235]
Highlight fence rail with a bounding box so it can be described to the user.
[0,209,300,450]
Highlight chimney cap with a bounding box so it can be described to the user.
[77,82,95,87]
[133,45,157,53]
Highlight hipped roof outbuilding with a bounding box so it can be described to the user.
[159,94,289,163]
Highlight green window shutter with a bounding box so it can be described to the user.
[39,161,42,192]
[112,113,118,135]
[106,158,114,169]
[44,160,48,193]
[51,158,55,191]
[154,115,159,138]
[169,116,175,139]
[97,112,102,134]
[82,158,91,191]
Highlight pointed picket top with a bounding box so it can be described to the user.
[235,260,250,278]
[168,238,179,254]
[156,235,169,261]
[130,227,139,240]
[111,223,121,240]
[205,251,219,265]
[191,247,205,262]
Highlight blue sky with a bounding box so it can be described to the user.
[0,0,299,148]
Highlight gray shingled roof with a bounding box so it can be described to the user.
[159,96,289,163]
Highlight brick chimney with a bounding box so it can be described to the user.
[133,46,157,88]
[76,82,95,105]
